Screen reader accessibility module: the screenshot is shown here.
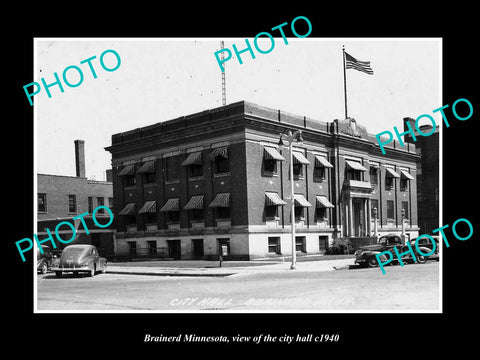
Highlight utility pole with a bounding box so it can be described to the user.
[221,41,227,106]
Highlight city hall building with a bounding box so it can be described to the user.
[105,101,420,260]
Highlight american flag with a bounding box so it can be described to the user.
[345,52,374,75]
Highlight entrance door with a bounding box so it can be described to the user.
[167,240,181,260]
[192,239,204,258]
[217,238,230,260]
[352,198,365,237]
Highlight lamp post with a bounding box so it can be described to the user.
[373,207,378,240]
[278,129,304,270]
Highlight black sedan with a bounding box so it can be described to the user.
[52,244,107,278]
[37,245,54,274]
[410,235,440,261]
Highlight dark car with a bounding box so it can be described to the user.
[410,235,440,261]
[37,245,54,274]
[354,234,430,268]
[52,244,107,278]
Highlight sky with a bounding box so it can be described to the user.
[35,38,441,181]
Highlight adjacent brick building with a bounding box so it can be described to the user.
[37,140,115,257]
[403,117,440,234]
[105,101,420,260]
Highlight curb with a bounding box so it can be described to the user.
[106,270,237,277]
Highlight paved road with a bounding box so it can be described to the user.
[36,262,439,312]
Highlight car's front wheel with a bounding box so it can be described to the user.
[367,256,379,268]
[55,271,62,278]
[101,262,107,274]
[41,262,48,274]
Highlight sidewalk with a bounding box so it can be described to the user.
[107,256,356,277]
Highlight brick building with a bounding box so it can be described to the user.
[105,101,420,260]
[37,140,115,257]
[403,117,440,234]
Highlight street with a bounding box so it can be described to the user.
[36,260,439,312]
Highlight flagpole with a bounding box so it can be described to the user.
[342,45,348,119]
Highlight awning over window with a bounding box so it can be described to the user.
[345,160,367,172]
[159,198,179,212]
[209,146,228,160]
[264,147,285,161]
[292,151,310,165]
[265,192,287,206]
[136,160,155,174]
[315,196,334,208]
[386,167,400,178]
[400,170,414,180]
[118,164,135,176]
[314,155,333,168]
[138,200,156,214]
[209,193,230,208]
[181,152,202,166]
[184,195,204,210]
[293,194,312,207]
[119,203,136,215]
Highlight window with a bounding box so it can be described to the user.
[385,176,394,190]
[97,197,105,213]
[210,147,230,174]
[144,212,157,224]
[167,211,180,223]
[400,178,408,191]
[108,197,114,210]
[263,159,278,174]
[126,215,136,225]
[314,166,325,181]
[143,172,156,184]
[263,147,284,176]
[345,160,365,181]
[370,167,378,185]
[124,175,136,187]
[346,168,361,181]
[182,152,203,178]
[166,156,179,181]
[265,205,279,219]
[191,208,204,221]
[268,237,281,254]
[68,194,77,213]
[88,197,93,213]
[215,156,229,174]
[313,155,332,182]
[371,199,379,218]
[316,207,327,221]
[189,164,203,178]
[294,206,304,221]
[293,163,304,178]
[401,201,409,219]
[387,200,395,220]
[295,236,306,253]
[216,207,231,219]
[385,167,400,190]
[38,193,47,212]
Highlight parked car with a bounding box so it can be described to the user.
[410,235,440,261]
[37,245,54,274]
[51,244,107,278]
[354,234,431,268]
